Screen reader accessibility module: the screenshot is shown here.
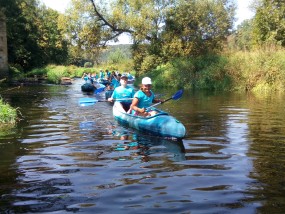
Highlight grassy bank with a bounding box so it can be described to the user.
[11,62,135,84]
[0,98,17,126]
[142,48,285,93]
[10,65,94,84]
[226,48,285,92]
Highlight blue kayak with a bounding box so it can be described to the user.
[113,102,186,139]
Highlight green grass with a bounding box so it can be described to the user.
[138,48,285,93]
[0,98,17,125]
[226,49,285,93]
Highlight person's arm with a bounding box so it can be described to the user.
[108,89,116,102]
[129,97,146,113]
[153,98,164,103]
[152,92,164,103]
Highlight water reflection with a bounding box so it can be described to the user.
[111,129,186,162]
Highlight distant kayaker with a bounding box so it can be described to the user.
[99,69,105,79]
[108,75,135,112]
[128,77,163,117]
[81,72,88,81]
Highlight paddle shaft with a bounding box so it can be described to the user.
[146,89,183,110]
[79,97,133,105]
[99,98,133,102]
[147,98,171,109]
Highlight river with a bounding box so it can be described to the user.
[1,78,285,213]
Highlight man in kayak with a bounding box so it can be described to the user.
[128,77,163,117]
[108,75,135,112]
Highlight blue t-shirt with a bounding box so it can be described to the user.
[111,86,135,103]
[134,90,154,108]
[111,78,120,88]
[99,71,105,79]
[106,71,111,78]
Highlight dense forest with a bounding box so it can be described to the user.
[1,0,285,92]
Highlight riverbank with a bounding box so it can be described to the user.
[7,47,285,93]
[0,98,17,126]
[143,48,285,93]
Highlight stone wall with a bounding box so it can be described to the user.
[0,12,8,79]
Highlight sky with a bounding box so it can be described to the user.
[41,0,254,44]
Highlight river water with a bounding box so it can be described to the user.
[1,78,285,213]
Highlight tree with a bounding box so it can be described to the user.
[231,20,254,51]
[253,0,285,46]
[0,0,68,71]
[36,6,68,65]
[162,0,236,58]
[59,0,105,65]
[89,0,236,73]
[0,0,42,70]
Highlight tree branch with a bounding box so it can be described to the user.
[89,0,133,34]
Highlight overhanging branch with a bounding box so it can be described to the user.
[89,0,154,41]
[89,0,133,35]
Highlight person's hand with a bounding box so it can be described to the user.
[139,108,146,113]
[108,98,113,102]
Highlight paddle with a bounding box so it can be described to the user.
[94,87,105,94]
[147,89,184,110]
[79,97,133,106]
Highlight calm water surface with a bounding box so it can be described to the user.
[1,79,285,213]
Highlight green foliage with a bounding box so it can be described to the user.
[37,7,69,65]
[0,98,17,125]
[60,0,103,65]
[8,65,25,80]
[0,0,68,71]
[99,45,132,63]
[100,58,134,73]
[84,62,93,68]
[252,0,285,47]
[27,68,48,77]
[140,55,163,74]
[24,65,93,83]
[46,66,69,84]
[144,55,230,90]
[162,0,236,57]
[228,20,255,51]
[226,48,285,92]
[108,48,127,64]
[92,0,235,74]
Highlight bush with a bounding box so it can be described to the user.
[46,66,69,84]
[226,49,285,92]
[144,55,231,90]
[0,98,17,125]
[84,62,93,68]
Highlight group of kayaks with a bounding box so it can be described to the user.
[81,78,110,93]
[80,79,186,139]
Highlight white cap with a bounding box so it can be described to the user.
[142,77,152,85]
